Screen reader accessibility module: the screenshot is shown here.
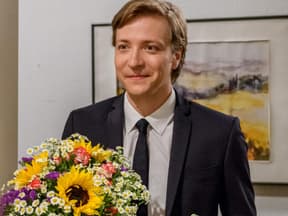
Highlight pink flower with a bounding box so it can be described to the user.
[65,153,70,160]
[53,156,62,165]
[73,147,91,165]
[106,207,118,215]
[28,177,41,189]
[101,162,116,178]
[106,179,113,186]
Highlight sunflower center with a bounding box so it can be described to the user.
[65,184,89,207]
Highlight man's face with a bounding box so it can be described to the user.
[114,15,181,99]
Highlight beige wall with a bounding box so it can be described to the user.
[0,0,18,186]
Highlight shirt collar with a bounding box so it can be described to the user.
[124,90,176,135]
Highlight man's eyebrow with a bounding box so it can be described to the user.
[115,39,129,43]
[142,40,166,47]
[115,39,166,47]
[143,40,162,43]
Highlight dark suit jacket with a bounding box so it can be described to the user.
[62,92,256,216]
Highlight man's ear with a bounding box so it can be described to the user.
[172,49,182,70]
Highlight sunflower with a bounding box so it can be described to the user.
[56,167,103,216]
[13,151,48,189]
[33,151,49,166]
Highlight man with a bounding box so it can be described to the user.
[63,0,257,215]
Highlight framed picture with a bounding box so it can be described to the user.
[92,17,288,183]
[176,40,270,162]
[92,24,116,103]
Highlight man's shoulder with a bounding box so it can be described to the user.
[70,95,122,117]
[192,100,233,120]
[184,99,240,136]
[180,96,236,126]
[176,90,234,121]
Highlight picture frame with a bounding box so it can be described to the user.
[91,16,288,183]
[91,24,116,103]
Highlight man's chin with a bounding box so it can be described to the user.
[125,88,150,98]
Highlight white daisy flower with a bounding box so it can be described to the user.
[63,205,72,213]
[50,197,59,205]
[19,200,27,207]
[32,199,40,207]
[47,191,55,198]
[26,206,34,214]
[14,205,20,212]
[18,192,26,199]
[20,207,26,215]
[26,148,34,155]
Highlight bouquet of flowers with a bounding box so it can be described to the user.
[0,133,150,216]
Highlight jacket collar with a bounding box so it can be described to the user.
[166,91,192,216]
[105,94,125,150]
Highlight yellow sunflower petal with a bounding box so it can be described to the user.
[14,159,45,189]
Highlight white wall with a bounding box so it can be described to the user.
[19,0,288,215]
[19,0,127,157]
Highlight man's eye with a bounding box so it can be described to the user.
[117,44,128,50]
[145,45,158,52]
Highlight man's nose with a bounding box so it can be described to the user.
[128,48,144,69]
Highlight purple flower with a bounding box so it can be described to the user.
[21,157,33,164]
[27,190,37,200]
[17,188,37,201]
[45,171,60,180]
[121,166,128,172]
[0,189,20,214]
[0,189,19,204]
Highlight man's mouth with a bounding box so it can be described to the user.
[127,75,149,80]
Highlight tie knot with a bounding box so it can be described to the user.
[136,119,149,134]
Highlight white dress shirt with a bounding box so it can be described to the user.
[123,90,176,216]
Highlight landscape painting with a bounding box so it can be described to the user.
[175,41,270,161]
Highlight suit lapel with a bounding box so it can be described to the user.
[166,94,192,216]
[105,95,124,150]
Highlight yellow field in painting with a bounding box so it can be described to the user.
[194,90,270,161]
